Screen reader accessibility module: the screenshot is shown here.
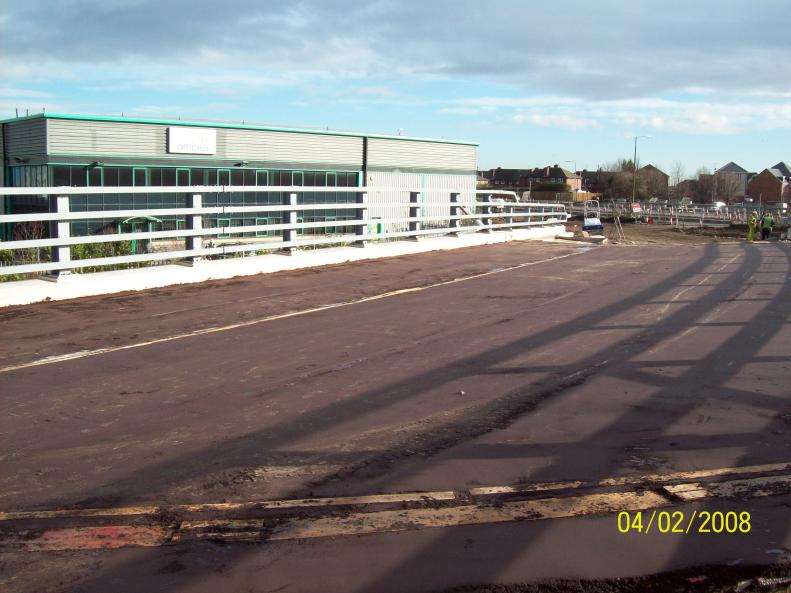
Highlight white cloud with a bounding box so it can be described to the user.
[512,112,599,130]
[0,87,53,98]
[442,94,791,135]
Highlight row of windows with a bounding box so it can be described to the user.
[48,166,359,188]
[8,165,48,187]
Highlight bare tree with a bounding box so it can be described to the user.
[715,171,742,203]
[694,167,714,203]
[12,222,47,265]
[670,161,685,188]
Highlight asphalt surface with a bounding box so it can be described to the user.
[1,238,789,593]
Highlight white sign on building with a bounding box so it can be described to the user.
[167,127,217,155]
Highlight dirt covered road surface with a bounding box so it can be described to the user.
[565,220,751,245]
[1,235,789,593]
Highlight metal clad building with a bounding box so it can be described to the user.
[0,113,478,238]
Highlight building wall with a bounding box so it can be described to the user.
[747,170,783,203]
[715,170,748,199]
[366,171,476,234]
[3,118,47,159]
[0,124,5,187]
[367,137,476,173]
[47,118,364,171]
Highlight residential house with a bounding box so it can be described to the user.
[746,166,790,204]
[479,165,582,192]
[714,162,750,202]
[638,164,669,198]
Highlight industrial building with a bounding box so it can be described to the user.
[0,113,478,239]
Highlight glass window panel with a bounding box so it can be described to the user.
[207,170,218,185]
[133,169,147,186]
[256,170,268,186]
[118,168,133,186]
[53,166,71,186]
[231,169,243,186]
[104,167,119,186]
[218,170,230,185]
[161,169,177,186]
[191,169,205,185]
[177,169,190,186]
[88,167,102,187]
[149,169,162,186]
[71,167,87,187]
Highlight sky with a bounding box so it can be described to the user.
[1,0,789,179]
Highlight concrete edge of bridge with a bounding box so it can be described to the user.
[0,225,567,307]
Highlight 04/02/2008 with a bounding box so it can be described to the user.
[616,510,751,534]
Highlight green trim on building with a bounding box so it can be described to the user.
[1,113,478,147]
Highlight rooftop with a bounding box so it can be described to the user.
[0,112,478,147]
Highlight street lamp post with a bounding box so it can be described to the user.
[632,135,650,205]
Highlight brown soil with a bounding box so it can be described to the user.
[565,221,749,245]
[439,563,791,593]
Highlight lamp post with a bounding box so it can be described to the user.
[632,135,650,205]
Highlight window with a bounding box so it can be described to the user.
[133,168,147,186]
[118,168,133,186]
[255,217,269,237]
[88,167,102,187]
[104,167,119,186]
[191,169,205,185]
[53,166,71,186]
[161,169,177,186]
[217,218,231,238]
[243,169,256,186]
[176,169,190,186]
[72,167,87,187]
[231,169,243,186]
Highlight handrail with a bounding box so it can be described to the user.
[0,186,567,277]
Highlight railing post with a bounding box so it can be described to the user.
[408,191,421,238]
[481,193,492,232]
[281,191,298,253]
[449,192,460,235]
[505,203,513,227]
[48,195,71,276]
[355,191,368,247]
[186,193,203,263]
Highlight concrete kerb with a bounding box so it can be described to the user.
[0,225,566,307]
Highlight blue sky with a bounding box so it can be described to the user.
[1,0,789,180]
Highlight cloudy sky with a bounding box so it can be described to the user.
[1,0,789,176]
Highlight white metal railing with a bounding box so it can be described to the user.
[0,186,568,277]
[566,200,787,227]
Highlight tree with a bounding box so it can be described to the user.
[714,171,742,203]
[670,161,685,187]
[595,158,642,201]
[694,167,714,203]
[669,161,685,199]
